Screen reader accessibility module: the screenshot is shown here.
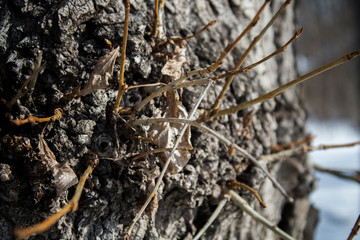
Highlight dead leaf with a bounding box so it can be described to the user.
[79,46,120,96]
[161,46,186,80]
[38,134,78,195]
[148,91,192,174]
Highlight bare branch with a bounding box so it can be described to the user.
[14,161,97,239]
[113,0,130,113]
[156,0,167,41]
[152,0,160,38]
[132,117,294,202]
[314,165,360,184]
[155,28,303,116]
[227,189,295,240]
[261,140,360,164]
[270,135,314,152]
[7,50,45,108]
[132,0,268,114]
[125,80,213,237]
[171,20,216,42]
[210,0,292,112]
[227,180,266,208]
[211,28,303,82]
[213,50,360,118]
[196,0,270,76]
[347,215,360,240]
[11,108,63,126]
[192,197,229,240]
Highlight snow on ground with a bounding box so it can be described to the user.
[306,119,360,240]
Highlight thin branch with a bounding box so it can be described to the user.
[211,28,303,81]
[347,215,360,240]
[313,165,360,184]
[261,147,305,164]
[133,32,297,113]
[194,0,269,77]
[171,20,216,42]
[156,20,216,49]
[210,0,292,112]
[132,0,268,114]
[155,0,167,41]
[113,0,130,113]
[131,147,193,161]
[132,74,188,113]
[213,50,360,118]
[241,109,255,139]
[156,28,302,111]
[14,161,97,239]
[99,147,193,162]
[152,0,160,38]
[308,141,360,151]
[227,189,295,240]
[261,141,360,164]
[10,108,63,126]
[167,77,209,91]
[270,135,314,152]
[15,203,73,240]
[125,82,166,91]
[192,197,229,240]
[125,81,214,237]
[227,180,266,208]
[133,26,218,114]
[194,121,293,202]
[7,50,45,109]
[132,117,294,202]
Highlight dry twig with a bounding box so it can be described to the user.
[132,117,294,202]
[156,20,216,48]
[347,215,360,240]
[192,197,229,240]
[10,108,63,126]
[261,141,360,164]
[209,0,292,113]
[113,0,130,113]
[131,147,193,161]
[7,50,45,108]
[125,80,214,237]
[133,0,268,113]
[152,0,160,38]
[14,160,98,239]
[210,28,303,82]
[314,165,360,184]
[146,27,303,120]
[227,189,295,240]
[212,50,360,118]
[270,135,314,152]
[8,0,360,239]
[195,0,269,77]
[227,180,266,208]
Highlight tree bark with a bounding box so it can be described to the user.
[0,0,315,239]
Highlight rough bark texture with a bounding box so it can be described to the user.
[0,0,315,239]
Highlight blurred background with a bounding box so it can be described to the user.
[294,0,360,239]
[295,0,360,123]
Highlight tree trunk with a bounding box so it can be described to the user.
[0,0,315,239]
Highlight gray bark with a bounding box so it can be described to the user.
[0,0,315,239]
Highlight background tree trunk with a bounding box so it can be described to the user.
[0,0,315,239]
